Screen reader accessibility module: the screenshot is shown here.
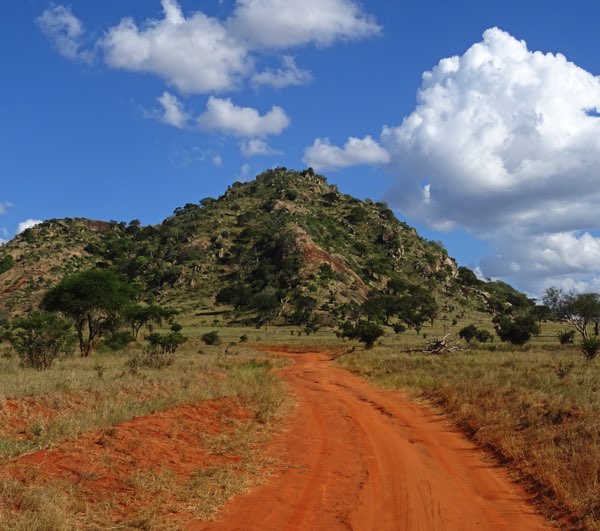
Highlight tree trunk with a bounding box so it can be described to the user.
[75,320,86,357]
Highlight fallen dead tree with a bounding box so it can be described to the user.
[398,334,466,355]
[424,334,464,354]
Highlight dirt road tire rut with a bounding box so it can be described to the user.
[188,351,548,531]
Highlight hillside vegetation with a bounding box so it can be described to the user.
[0,168,531,327]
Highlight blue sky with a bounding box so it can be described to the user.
[3,1,600,296]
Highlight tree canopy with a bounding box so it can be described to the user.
[43,268,135,357]
[542,288,600,338]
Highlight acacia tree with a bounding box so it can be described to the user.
[362,280,438,331]
[43,268,135,357]
[542,288,600,339]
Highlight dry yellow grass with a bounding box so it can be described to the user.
[0,339,289,530]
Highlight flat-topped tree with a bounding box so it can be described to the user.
[543,288,600,338]
[42,268,135,357]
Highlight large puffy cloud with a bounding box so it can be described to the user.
[37,6,93,63]
[379,28,600,293]
[303,28,600,293]
[228,0,380,49]
[382,27,600,234]
[481,231,600,294]
[303,136,390,170]
[101,0,250,93]
[198,97,290,137]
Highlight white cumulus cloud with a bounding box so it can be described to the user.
[0,202,11,215]
[240,138,282,157]
[155,91,189,128]
[251,56,312,88]
[37,6,93,63]
[198,97,290,137]
[303,136,390,170]
[368,27,600,293]
[17,219,43,235]
[101,0,250,94]
[42,1,380,95]
[480,231,600,295]
[228,0,381,49]
[382,27,600,234]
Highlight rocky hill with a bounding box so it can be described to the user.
[0,168,531,325]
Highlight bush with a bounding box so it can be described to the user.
[475,329,493,343]
[145,332,187,354]
[339,320,384,349]
[557,329,576,345]
[493,313,540,345]
[103,330,134,351]
[0,255,14,275]
[304,322,320,336]
[581,337,600,360]
[458,324,478,343]
[8,311,73,370]
[393,323,407,334]
[201,330,220,346]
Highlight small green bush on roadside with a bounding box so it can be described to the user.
[493,313,540,345]
[338,320,384,349]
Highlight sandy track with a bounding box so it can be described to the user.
[188,351,549,531]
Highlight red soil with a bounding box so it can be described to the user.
[2,398,250,523]
[0,384,169,441]
[0,396,66,441]
[188,350,550,531]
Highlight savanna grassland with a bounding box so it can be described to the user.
[0,330,289,530]
[1,317,599,529]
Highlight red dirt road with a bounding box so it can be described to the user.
[189,351,549,531]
